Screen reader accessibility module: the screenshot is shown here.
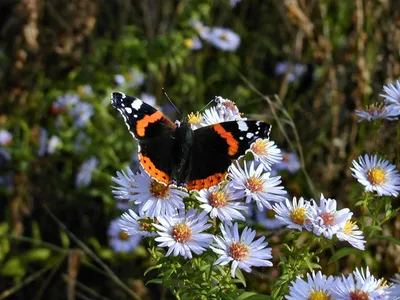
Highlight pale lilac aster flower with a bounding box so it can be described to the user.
[207,27,240,52]
[200,107,227,127]
[114,74,126,86]
[47,135,62,154]
[191,20,211,40]
[211,222,273,278]
[273,151,301,173]
[230,0,241,7]
[73,132,90,152]
[111,167,138,202]
[130,170,187,218]
[332,267,390,299]
[108,219,142,253]
[246,139,282,171]
[275,62,307,82]
[195,184,248,225]
[82,84,93,96]
[0,148,11,162]
[381,80,400,107]
[119,209,157,237]
[184,36,203,50]
[154,209,212,259]
[389,274,400,299]
[355,104,400,122]
[351,154,400,197]
[214,96,245,121]
[0,130,12,146]
[76,156,98,187]
[52,93,80,113]
[228,162,287,211]
[273,197,311,231]
[140,93,157,106]
[287,271,336,300]
[256,207,284,230]
[38,128,48,156]
[308,194,352,239]
[71,102,94,128]
[336,220,366,250]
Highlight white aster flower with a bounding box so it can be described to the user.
[108,219,142,253]
[211,222,273,278]
[52,93,80,114]
[130,170,187,218]
[47,135,62,154]
[332,267,390,300]
[273,197,311,231]
[154,209,212,259]
[114,74,126,86]
[355,103,400,122]
[191,20,211,40]
[119,209,157,237]
[389,274,400,299]
[207,27,240,52]
[0,130,12,146]
[140,92,157,107]
[76,156,98,188]
[351,154,400,197]
[246,139,282,171]
[286,271,336,300]
[381,80,400,107]
[256,207,284,230]
[195,184,248,225]
[200,106,227,126]
[273,151,301,173]
[336,220,366,250]
[308,194,353,239]
[214,96,245,121]
[228,162,287,211]
[111,167,138,202]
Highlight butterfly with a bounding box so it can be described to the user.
[111,92,271,190]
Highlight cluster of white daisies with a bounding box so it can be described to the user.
[105,96,400,285]
[287,268,400,299]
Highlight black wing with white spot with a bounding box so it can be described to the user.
[111,92,176,141]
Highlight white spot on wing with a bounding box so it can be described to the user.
[134,114,138,118]
[132,99,142,110]
[246,132,254,139]
[239,136,244,140]
[237,121,248,131]
[121,93,126,99]
[125,107,132,114]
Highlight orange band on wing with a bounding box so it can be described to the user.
[187,172,227,190]
[139,153,170,184]
[136,111,164,137]
[212,124,239,156]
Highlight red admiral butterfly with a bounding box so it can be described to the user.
[111,92,271,190]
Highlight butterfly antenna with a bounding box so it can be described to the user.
[198,99,214,113]
[162,88,181,116]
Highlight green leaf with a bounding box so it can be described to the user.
[235,292,258,300]
[59,230,70,248]
[373,235,400,246]
[234,268,246,287]
[328,247,361,264]
[144,264,163,276]
[0,257,25,277]
[146,279,163,285]
[246,296,272,300]
[21,248,51,262]
[366,225,382,232]
[0,222,9,235]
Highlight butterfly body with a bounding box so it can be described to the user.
[111,92,271,190]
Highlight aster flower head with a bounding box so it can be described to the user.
[0,130,12,146]
[332,267,390,300]
[389,274,400,298]
[336,220,366,250]
[381,79,400,107]
[273,197,311,231]
[247,139,282,171]
[154,209,212,259]
[52,93,80,114]
[355,103,400,122]
[286,271,336,300]
[119,209,158,237]
[140,93,157,107]
[273,151,301,173]
[228,161,287,211]
[130,169,187,218]
[275,62,307,82]
[195,183,248,225]
[76,156,98,188]
[207,27,240,52]
[211,222,273,278]
[71,102,94,128]
[256,207,284,230]
[184,36,203,50]
[108,219,142,253]
[351,154,400,197]
[308,194,353,239]
[187,111,203,129]
[214,96,244,121]
[112,166,138,202]
[191,20,211,40]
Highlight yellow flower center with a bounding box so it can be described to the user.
[367,168,386,185]
[187,112,202,125]
[209,190,228,208]
[343,220,355,234]
[349,289,369,300]
[283,154,290,162]
[118,230,130,241]
[220,33,229,41]
[266,209,276,219]
[222,101,236,111]
[229,241,249,261]
[290,207,307,225]
[150,180,170,199]
[245,176,264,193]
[172,223,192,242]
[308,290,331,300]
[251,139,267,156]
[184,38,194,49]
[320,212,335,226]
[139,217,155,232]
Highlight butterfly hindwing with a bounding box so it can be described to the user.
[187,120,271,190]
[111,92,176,141]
